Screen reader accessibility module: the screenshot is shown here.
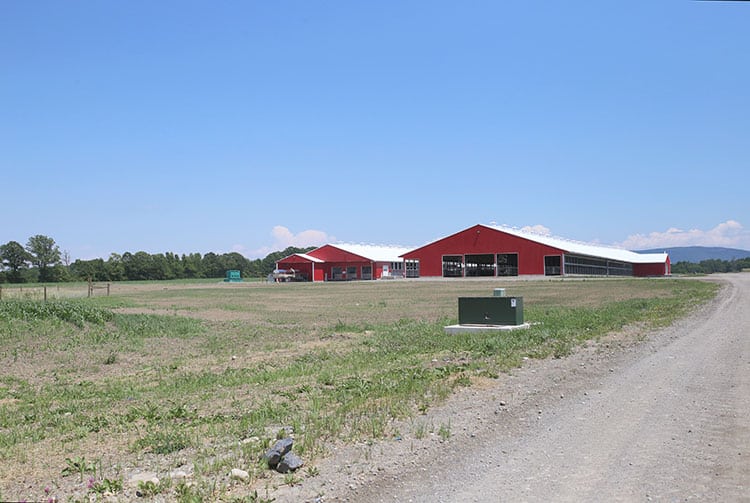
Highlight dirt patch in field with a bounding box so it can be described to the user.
[113,306,261,322]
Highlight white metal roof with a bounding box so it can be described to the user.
[485,225,669,264]
[290,252,325,263]
[330,243,415,263]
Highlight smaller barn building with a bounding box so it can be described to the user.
[276,243,416,282]
[400,224,670,278]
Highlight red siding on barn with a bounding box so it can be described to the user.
[402,224,565,277]
[634,257,671,277]
[308,245,374,281]
[373,262,388,279]
[277,245,386,281]
[313,267,325,281]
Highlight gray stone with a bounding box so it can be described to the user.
[276,452,304,473]
[262,437,294,468]
[264,450,281,468]
[273,437,294,455]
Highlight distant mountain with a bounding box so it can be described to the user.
[636,246,750,263]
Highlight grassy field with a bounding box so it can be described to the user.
[0,277,718,502]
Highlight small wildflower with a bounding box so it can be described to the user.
[87,477,95,489]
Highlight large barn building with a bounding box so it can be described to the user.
[275,243,416,282]
[275,224,670,281]
[400,224,670,278]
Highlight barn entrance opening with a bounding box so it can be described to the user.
[465,254,495,277]
[496,253,519,276]
[442,255,463,277]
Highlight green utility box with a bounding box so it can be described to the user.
[458,296,524,326]
[224,270,242,282]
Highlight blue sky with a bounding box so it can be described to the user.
[2,1,749,260]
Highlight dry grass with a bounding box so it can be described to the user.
[0,277,717,502]
[107,276,670,321]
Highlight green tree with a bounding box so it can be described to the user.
[246,257,263,278]
[201,252,223,278]
[165,252,184,279]
[219,252,250,277]
[106,253,125,281]
[26,235,62,282]
[122,251,155,280]
[70,258,108,281]
[0,240,32,283]
[181,253,203,278]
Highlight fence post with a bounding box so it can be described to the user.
[0,285,2,301]
[107,283,111,296]
[44,286,47,302]
[88,277,92,298]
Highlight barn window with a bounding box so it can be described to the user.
[347,266,357,279]
[442,255,463,277]
[604,259,633,276]
[496,253,519,276]
[544,256,561,276]
[465,254,495,277]
[564,255,633,276]
[362,265,372,280]
[405,259,420,278]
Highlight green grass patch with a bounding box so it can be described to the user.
[0,299,113,327]
[112,312,204,340]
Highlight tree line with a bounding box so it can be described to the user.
[670,257,750,275]
[0,234,314,284]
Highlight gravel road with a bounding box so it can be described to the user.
[292,274,749,503]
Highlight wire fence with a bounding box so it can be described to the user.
[0,281,110,301]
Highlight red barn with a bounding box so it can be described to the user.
[276,243,415,282]
[400,224,670,278]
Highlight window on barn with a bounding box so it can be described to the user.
[347,266,357,280]
[606,260,633,276]
[390,261,404,278]
[496,253,519,276]
[331,267,344,280]
[564,255,633,276]
[443,255,463,277]
[405,259,420,278]
[362,265,372,280]
[563,255,608,275]
[465,254,495,276]
[544,255,561,276]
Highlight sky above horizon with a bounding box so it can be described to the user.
[2,1,749,260]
